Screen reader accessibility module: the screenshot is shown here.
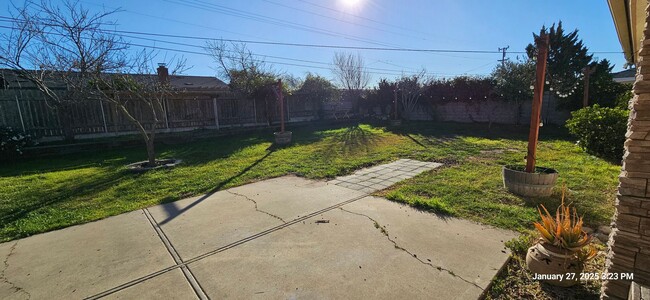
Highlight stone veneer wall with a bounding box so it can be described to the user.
[603,4,650,299]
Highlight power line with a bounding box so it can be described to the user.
[0,15,512,54]
[79,0,279,43]
[0,15,623,55]
[0,24,484,78]
[261,0,429,42]
[163,0,401,48]
[296,0,433,38]
[0,21,478,76]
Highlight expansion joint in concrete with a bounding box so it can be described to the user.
[142,208,209,300]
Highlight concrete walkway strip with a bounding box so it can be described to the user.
[331,159,442,193]
[0,210,178,299]
[0,159,517,299]
[142,208,208,300]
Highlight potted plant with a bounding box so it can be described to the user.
[503,165,558,197]
[526,191,597,287]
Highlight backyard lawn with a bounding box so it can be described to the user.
[0,122,619,242]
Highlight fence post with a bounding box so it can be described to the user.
[164,98,170,129]
[286,96,290,123]
[253,98,257,124]
[14,95,26,133]
[213,97,220,130]
[99,100,108,133]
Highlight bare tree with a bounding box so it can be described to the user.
[396,70,429,120]
[92,51,186,166]
[331,52,370,113]
[0,0,185,166]
[0,0,127,140]
[205,40,277,97]
[205,40,280,124]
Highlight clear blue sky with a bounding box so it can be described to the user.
[3,0,628,84]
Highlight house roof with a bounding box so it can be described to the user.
[612,68,636,83]
[607,0,645,65]
[0,69,229,91]
[168,75,228,90]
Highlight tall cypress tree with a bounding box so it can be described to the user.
[525,22,593,103]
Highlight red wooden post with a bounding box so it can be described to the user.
[526,34,550,173]
[278,79,285,133]
[582,65,596,108]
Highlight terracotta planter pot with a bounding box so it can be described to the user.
[502,165,558,197]
[526,242,582,287]
[274,131,292,145]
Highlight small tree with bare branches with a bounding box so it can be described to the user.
[0,0,185,166]
[205,40,282,125]
[331,52,370,113]
[396,70,430,120]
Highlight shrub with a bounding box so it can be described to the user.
[565,104,627,161]
[1,127,36,161]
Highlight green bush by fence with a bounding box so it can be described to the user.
[566,104,628,161]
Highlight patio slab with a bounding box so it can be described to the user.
[146,176,366,260]
[342,196,518,289]
[0,210,175,299]
[103,269,196,300]
[188,208,486,300]
[0,159,516,299]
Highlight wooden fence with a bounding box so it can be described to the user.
[0,89,355,139]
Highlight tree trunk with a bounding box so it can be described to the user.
[145,137,156,167]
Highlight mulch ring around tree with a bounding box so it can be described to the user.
[125,159,182,173]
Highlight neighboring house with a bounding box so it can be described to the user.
[604,1,650,299]
[0,66,239,139]
[612,68,637,84]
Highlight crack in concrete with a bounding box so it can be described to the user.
[338,207,483,290]
[1,241,31,299]
[227,191,287,223]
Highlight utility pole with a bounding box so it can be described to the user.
[582,65,597,107]
[498,46,509,68]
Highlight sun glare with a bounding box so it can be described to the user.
[340,0,362,8]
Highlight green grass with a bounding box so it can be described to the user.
[0,122,620,242]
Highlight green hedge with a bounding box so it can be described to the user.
[0,127,36,161]
[565,105,628,161]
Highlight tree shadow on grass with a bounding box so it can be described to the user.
[0,170,127,239]
[328,125,380,154]
[0,149,144,177]
[385,121,573,142]
[159,135,270,167]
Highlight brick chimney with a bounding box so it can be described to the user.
[157,63,169,84]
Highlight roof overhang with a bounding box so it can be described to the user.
[608,0,646,65]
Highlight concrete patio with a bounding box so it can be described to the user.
[0,159,517,299]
